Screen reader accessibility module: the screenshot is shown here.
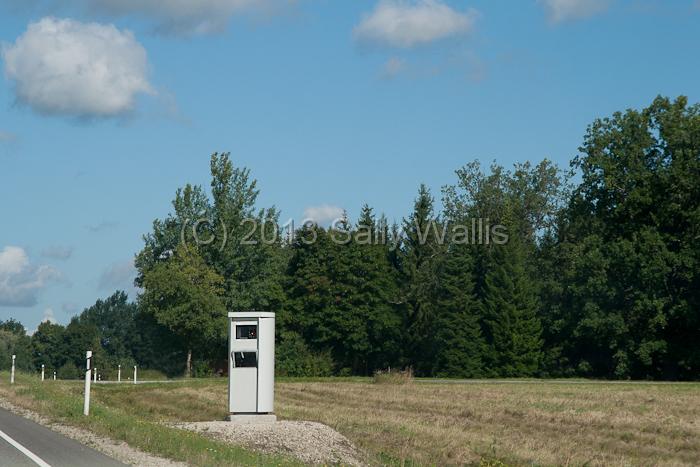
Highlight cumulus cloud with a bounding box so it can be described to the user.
[354,0,478,48]
[2,17,153,118]
[41,245,73,260]
[303,205,345,225]
[98,259,136,292]
[0,246,62,307]
[539,0,611,23]
[41,307,57,324]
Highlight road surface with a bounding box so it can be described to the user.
[0,407,124,466]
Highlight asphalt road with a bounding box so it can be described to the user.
[0,407,124,467]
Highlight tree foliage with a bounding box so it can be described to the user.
[6,96,699,381]
[140,246,225,376]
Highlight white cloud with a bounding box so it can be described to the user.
[2,17,153,118]
[98,259,136,291]
[539,0,610,23]
[354,0,478,48]
[41,245,73,260]
[303,205,345,225]
[0,246,62,307]
[0,246,27,276]
[41,307,57,324]
[381,57,406,78]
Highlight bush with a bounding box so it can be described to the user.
[57,362,82,380]
[276,331,333,377]
[373,367,413,385]
[192,360,215,378]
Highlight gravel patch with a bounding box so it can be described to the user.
[0,400,185,467]
[171,420,368,466]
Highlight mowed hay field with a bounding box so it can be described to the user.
[86,378,700,466]
[277,380,700,466]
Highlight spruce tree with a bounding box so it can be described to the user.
[482,236,543,377]
[353,205,403,373]
[432,242,486,377]
[285,224,369,374]
[400,185,442,375]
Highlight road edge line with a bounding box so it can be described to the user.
[0,428,52,467]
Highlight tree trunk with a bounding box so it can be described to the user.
[186,348,192,378]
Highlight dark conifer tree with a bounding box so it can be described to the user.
[482,236,543,377]
[400,185,442,375]
[353,205,403,372]
[432,242,486,377]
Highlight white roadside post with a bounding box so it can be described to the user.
[93,367,97,382]
[53,371,56,381]
[10,355,15,384]
[118,364,121,382]
[133,365,137,384]
[41,364,45,381]
[84,351,92,416]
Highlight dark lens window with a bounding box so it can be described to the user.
[233,351,257,368]
[236,325,257,339]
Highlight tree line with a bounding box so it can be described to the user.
[1,96,698,380]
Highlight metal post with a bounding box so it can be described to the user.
[41,364,45,381]
[84,351,92,416]
[10,355,15,384]
[118,364,121,382]
[133,365,137,384]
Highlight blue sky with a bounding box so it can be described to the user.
[0,0,698,331]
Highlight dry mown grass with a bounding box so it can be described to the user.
[96,379,700,466]
[277,380,700,466]
[9,376,697,466]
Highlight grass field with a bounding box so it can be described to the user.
[1,374,699,466]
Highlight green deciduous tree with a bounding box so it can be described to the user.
[556,96,700,379]
[0,320,32,372]
[140,246,226,377]
[30,321,66,371]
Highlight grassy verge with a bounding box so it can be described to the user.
[0,372,299,466]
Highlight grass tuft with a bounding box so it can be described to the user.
[373,367,414,385]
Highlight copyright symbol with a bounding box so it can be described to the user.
[180,218,228,251]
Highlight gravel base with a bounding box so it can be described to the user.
[0,400,185,467]
[171,420,368,466]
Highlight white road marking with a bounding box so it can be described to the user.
[0,428,52,467]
